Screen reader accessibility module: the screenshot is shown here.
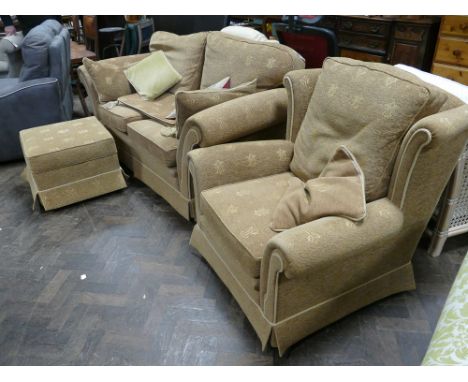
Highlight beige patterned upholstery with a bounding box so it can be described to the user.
[77,31,305,219]
[127,120,178,167]
[188,61,468,355]
[98,104,146,133]
[20,117,126,211]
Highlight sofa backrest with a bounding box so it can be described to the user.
[290,57,451,202]
[149,31,208,94]
[200,31,305,90]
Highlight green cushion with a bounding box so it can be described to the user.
[124,51,182,100]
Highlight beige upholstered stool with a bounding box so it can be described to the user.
[20,116,127,211]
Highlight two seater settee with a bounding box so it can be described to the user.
[78,30,304,219]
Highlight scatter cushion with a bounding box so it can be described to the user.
[124,51,182,100]
[174,78,258,137]
[290,57,449,201]
[271,146,366,232]
[118,92,176,126]
[149,31,208,94]
[82,54,149,102]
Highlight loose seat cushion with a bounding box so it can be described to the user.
[127,120,179,167]
[98,103,145,133]
[118,93,176,126]
[149,31,208,94]
[200,31,305,90]
[290,57,449,201]
[20,116,116,173]
[200,172,295,277]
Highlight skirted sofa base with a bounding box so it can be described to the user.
[190,223,416,355]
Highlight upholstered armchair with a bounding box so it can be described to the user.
[188,58,468,355]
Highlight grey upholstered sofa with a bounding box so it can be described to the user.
[0,20,73,162]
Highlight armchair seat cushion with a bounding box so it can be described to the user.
[98,104,145,133]
[127,120,178,167]
[118,93,176,126]
[199,172,295,277]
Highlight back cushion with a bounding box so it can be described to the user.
[19,24,54,81]
[149,31,208,94]
[290,57,448,201]
[200,31,305,90]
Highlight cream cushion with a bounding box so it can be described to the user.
[290,57,449,201]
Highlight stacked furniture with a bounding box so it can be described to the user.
[78,31,304,219]
[431,16,468,85]
[423,252,468,365]
[187,58,468,355]
[0,20,73,162]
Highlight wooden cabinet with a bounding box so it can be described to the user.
[315,16,440,70]
[431,16,468,85]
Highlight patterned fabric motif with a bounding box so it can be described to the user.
[423,254,468,365]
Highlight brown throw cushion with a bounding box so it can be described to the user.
[271,146,366,232]
[290,57,448,201]
[149,31,208,94]
[174,78,258,137]
[82,54,149,102]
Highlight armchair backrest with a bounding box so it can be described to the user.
[19,19,73,120]
[200,31,305,91]
[287,57,463,203]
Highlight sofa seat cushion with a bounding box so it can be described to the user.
[20,116,116,173]
[200,31,304,91]
[118,93,176,126]
[98,104,145,133]
[149,31,208,94]
[290,57,449,201]
[127,120,178,167]
[200,172,295,278]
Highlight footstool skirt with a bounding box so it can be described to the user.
[20,116,127,211]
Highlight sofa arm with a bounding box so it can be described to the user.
[77,65,100,116]
[188,140,294,220]
[177,88,289,201]
[283,69,321,141]
[0,78,63,161]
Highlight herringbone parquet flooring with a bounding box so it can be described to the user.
[0,161,466,365]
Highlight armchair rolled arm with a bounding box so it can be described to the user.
[283,69,321,141]
[177,88,289,201]
[188,140,294,220]
[262,198,404,282]
[0,78,63,161]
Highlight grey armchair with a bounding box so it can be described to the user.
[0,20,73,162]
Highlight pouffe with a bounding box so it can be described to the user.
[20,116,127,211]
